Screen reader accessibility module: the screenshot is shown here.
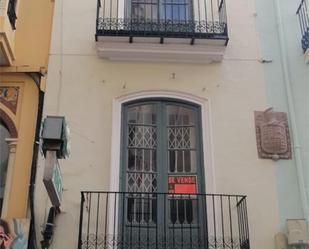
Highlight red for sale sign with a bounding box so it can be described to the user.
[168,176,197,194]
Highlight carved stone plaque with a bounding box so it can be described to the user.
[254,109,291,160]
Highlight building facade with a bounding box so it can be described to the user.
[0,0,55,247]
[34,0,308,248]
[255,0,309,232]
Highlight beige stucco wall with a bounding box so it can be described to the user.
[35,0,281,248]
[0,74,39,218]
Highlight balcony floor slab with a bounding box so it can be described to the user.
[96,36,226,63]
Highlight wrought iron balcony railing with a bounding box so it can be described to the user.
[95,0,228,43]
[297,0,309,53]
[78,191,250,249]
[7,0,17,30]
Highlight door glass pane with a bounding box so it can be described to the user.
[167,105,196,174]
[131,0,158,20]
[130,0,192,22]
[128,104,157,125]
[126,104,158,226]
[161,0,192,22]
[167,105,198,227]
[169,198,198,224]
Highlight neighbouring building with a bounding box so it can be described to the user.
[34,0,308,248]
[255,0,309,235]
[0,0,55,247]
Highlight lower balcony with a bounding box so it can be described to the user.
[78,191,250,249]
[95,0,228,63]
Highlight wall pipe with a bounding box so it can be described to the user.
[273,0,309,223]
[28,83,45,249]
[40,207,60,249]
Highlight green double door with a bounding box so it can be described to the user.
[120,100,207,249]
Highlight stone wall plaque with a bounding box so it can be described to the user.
[254,108,291,160]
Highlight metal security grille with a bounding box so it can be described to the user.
[167,106,196,174]
[126,104,158,226]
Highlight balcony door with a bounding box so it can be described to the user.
[120,99,207,248]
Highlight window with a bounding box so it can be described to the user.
[120,99,206,248]
[0,121,10,216]
[7,0,17,30]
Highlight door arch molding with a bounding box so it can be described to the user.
[0,109,18,138]
[110,90,215,194]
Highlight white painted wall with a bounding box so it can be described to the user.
[34,0,282,248]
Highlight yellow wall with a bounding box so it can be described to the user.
[12,0,55,70]
[0,73,39,218]
[0,0,55,218]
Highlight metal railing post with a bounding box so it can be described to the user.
[78,192,85,249]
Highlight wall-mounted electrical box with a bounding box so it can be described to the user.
[41,116,70,159]
[287,219,309,246]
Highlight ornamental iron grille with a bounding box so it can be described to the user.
[95,0,228,41]
[297,0,309,53]
[78,192,251,249]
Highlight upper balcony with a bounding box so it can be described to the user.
[0,0,17,66]
[95,0,229,63]
[296,0,309,62]
[78,191,250,249]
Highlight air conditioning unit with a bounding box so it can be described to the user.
[287,219,309,246]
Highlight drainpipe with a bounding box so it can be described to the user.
[273,0,309,223]
[28,77,45,249]
[40,207,60,249]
